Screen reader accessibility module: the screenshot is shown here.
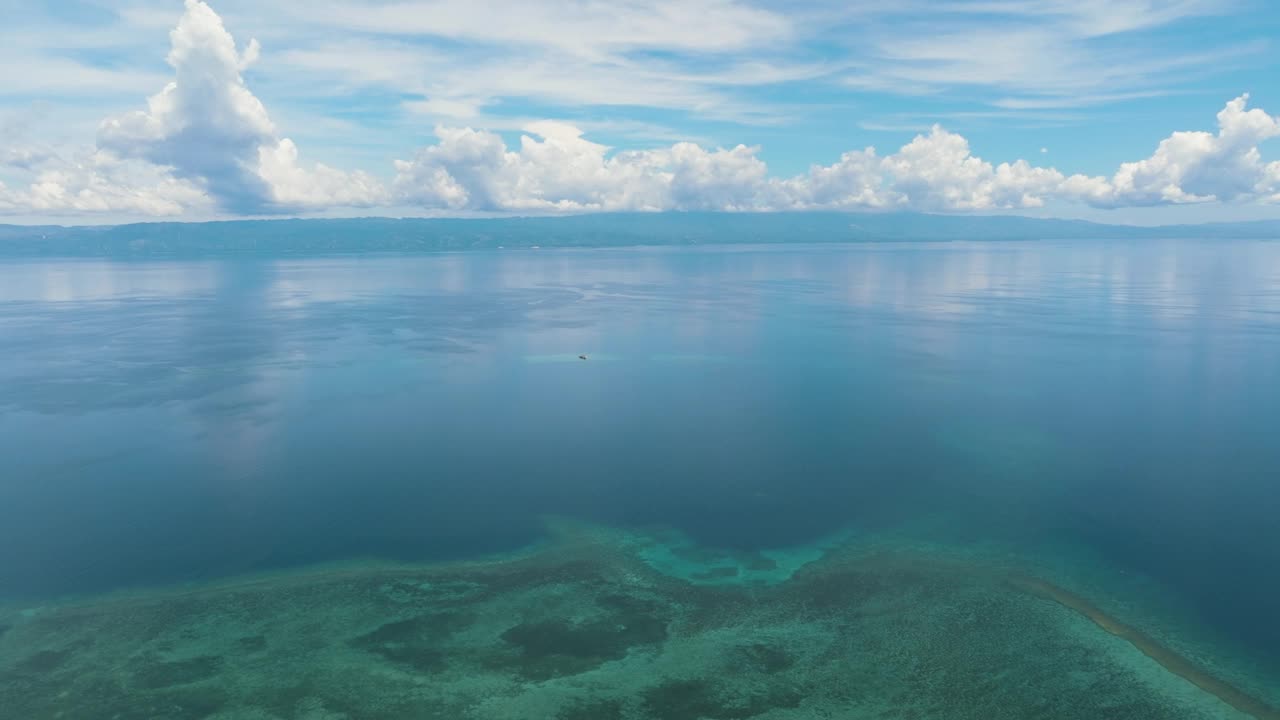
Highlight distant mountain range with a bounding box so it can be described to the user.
[1,213,1278,257]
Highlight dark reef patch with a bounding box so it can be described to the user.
[730,642,795,674]
[133,655,224,689]
[498,597,669,681]
[348,612,472,673]
[13,647,74,675]
[236,634,267,652]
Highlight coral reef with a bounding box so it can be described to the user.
[0,525,1273,719]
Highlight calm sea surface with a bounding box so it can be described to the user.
[1,240,1278,662]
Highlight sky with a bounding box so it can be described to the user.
[2,0,1279,225]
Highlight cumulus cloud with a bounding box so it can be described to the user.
[1099,94,1280,206]
[818,100,1280,210]
[391,95,1280,214]
[0,149,209,216]
[1267,161,1280,203]
[258,139,387,209]
[392,122,774,211]
[786,147,885,209]
[878,127,1069,210]
[1,146,55,171]
[97,0,385,214]
[1,108,209,216]
[392,122,1082,212]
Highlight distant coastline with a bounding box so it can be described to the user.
[2,212,1279,258]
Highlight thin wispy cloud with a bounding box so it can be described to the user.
[284,0,794,56]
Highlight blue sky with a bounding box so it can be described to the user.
[2,0,1279,224]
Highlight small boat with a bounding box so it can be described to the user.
[579,354,588,360]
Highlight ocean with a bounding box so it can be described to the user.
[1,239,1278,719]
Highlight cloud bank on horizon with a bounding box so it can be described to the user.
[1,0,1279,221]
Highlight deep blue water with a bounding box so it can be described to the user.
[1,240,1278,662]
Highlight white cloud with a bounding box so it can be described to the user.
[275,38,790,128]
[788,147,887,209]
[392,122,773,211]
[878,127,1067,210]
[1,146,55,171]
[875,94,1280,210]
[390,94,1280,214]
[1267,161,1280,203]
[1099,94,1280,206]
[661,142,773,211]
[2,1,1278,219]
[1,0,1260,171]
[0,57,168,99]
[832,1,1250,116]
[914,0,1226,39]
[1,107,209,217]
[257,139,388,209]
[391,123,1078,212]
[0,149,209,216]
[280,0,792,57]
[243,0,1242,127]
[96,0,385,214]
[992,91,1173,110]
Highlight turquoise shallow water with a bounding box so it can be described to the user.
[0,239,1278,716]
